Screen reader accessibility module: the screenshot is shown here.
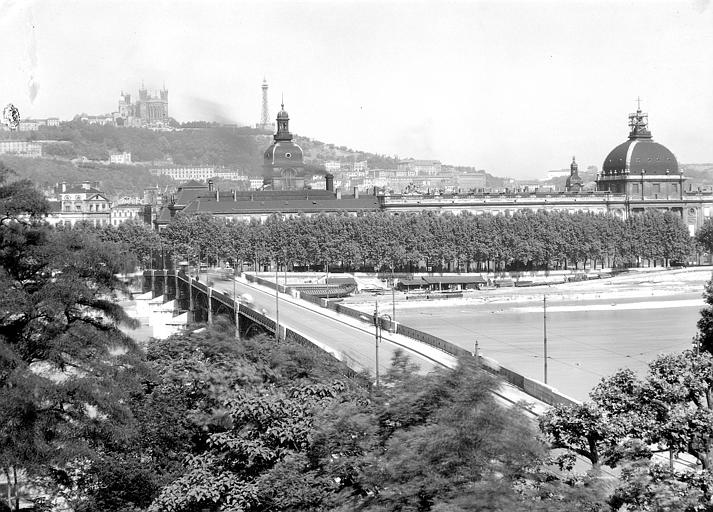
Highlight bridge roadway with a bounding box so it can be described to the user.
[205,271,556,418]
[208,271,442,377]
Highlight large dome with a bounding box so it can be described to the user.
[602,139,678,176]
[601,107,678,176]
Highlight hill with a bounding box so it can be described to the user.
[0,122,405,197]
[10,121,399,173]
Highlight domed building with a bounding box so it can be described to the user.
[262,102,305,191]
[596,105,684,199]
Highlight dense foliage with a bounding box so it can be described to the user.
[0,167,144,510]
[540,348,713,510]
[140,329,607,512]
[12,121,398,174]
[157,209,693,273]
[0,155,175,199]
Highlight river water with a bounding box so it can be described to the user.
[394,288,705,401]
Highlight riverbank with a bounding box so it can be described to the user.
[341,267,713,311]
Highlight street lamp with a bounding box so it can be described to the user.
[543,295,548,384]
[275,263,280,342]
[361,300,392,389]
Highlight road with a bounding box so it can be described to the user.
[207,271,439,378]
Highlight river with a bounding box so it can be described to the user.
[394,290,704,401]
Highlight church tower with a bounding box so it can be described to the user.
[262,101,305,190]
[565,156,583,192]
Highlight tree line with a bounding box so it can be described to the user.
[136,209,694,273]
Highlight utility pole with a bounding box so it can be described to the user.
[275,263,280,342]
[474,338,479,363]
[543,295,548,384]
[391,267,396,322]
[374,298,380,388]
[234,265,239,340]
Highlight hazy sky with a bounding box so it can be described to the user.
[1,0,712,177]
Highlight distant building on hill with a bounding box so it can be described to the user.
[149,165,245,182]
[117,83,169,128]
[6,118,60,131]
[0,140,42,157]
[456,171,486,192]
[398,159,442,176]
[110,152,132,164]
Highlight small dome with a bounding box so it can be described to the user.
[277,102,289,120]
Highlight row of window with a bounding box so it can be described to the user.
[630,183,679,193]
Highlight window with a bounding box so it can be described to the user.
[632,184,639,193]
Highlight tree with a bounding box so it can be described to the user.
[696,276,713,353]
[540,349,713,509]
[99,220,161,269]
[0,170,145,510]
[696,218,713,255]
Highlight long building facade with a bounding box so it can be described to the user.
[156,103,713,235]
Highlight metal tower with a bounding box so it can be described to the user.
[260,78,270,127]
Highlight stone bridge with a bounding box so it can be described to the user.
[142,270,273,339]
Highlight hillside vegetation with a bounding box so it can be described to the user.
[6,122,399,172]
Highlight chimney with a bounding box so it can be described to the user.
[336,188,342,200]
[232,189,237,201]
[353,187,359,199]
[208,179,214,192]
[325,173,334,192]
[61,181,66,193]
[216,190,219,201]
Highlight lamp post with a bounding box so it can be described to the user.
[374,299,380,388]
[233,261,239,339]
[543,295,548,384]
[275,263,280,342]
[391,266,396,322]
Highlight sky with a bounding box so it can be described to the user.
[1,0,712,178]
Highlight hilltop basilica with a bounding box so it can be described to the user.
[117,83,169,128]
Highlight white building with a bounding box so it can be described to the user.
[45,182,112,227]
[0,140,42,157]
[110,152,132,164]
[111,203,144,226]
